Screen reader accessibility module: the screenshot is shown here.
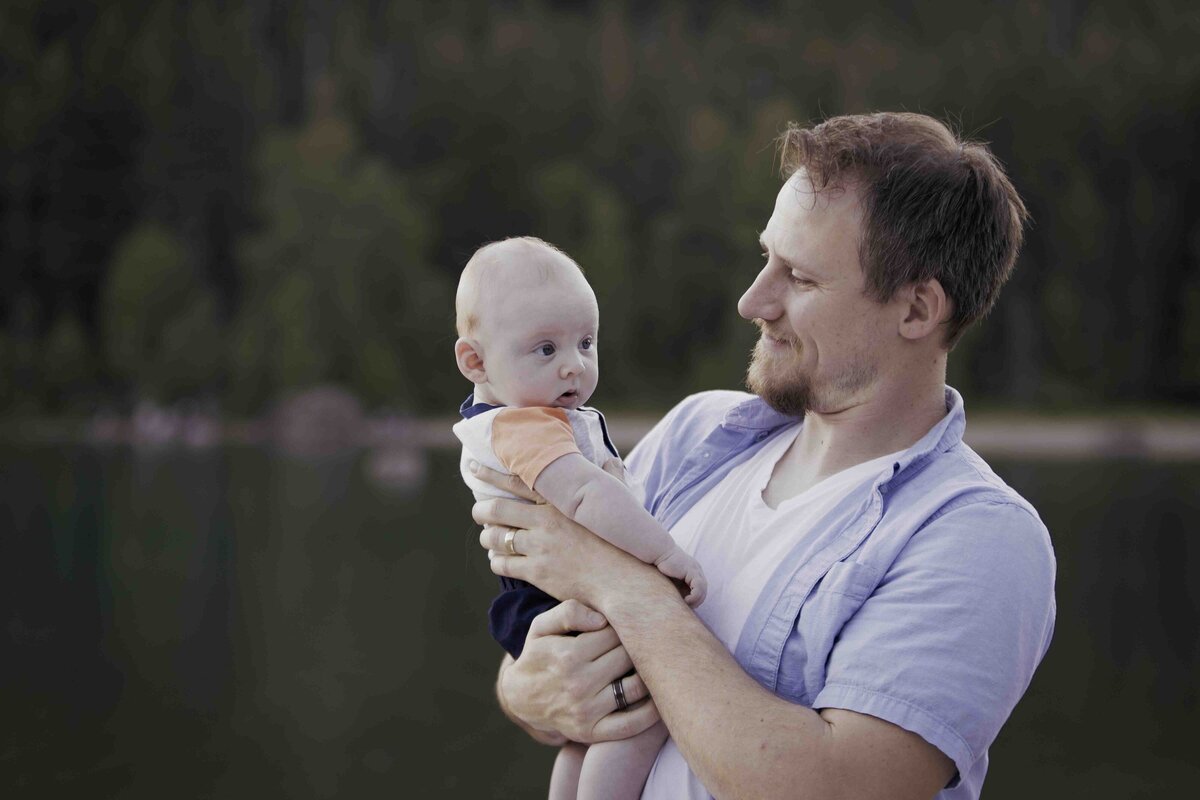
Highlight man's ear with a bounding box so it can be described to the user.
[898,278,951,342]
[455,337,487,383]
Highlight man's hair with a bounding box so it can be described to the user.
[778,112,1029,347]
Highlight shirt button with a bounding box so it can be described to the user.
[703,451,711,459]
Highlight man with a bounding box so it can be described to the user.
[472,112,1056,799]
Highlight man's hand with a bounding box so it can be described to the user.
[468,458,547,503]
[498,600,661,744]
[471,462,665,610]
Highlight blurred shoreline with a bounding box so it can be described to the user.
[6,407,1200,461]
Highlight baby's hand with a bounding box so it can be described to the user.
[654,547,707,607]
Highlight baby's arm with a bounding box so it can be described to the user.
[533,453,706,606]
[575,721,668,800]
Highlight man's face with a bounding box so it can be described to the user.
[477,269,600,411]
[738,170,898,416]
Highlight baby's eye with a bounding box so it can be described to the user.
[580,336,594,350]
[537,343,556,356]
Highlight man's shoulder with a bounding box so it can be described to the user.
[899,442,1053,560]
[939,443,1043,517]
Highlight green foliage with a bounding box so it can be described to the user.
[102,224,223,402]
[42,312,94,409]
[3,0,1199,415]
[230,115,451,412]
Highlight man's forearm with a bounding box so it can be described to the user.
[487,539,950,799]
[600,579,840,799]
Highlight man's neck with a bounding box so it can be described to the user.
[762,375,948,507]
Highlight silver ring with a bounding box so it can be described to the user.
[503,529,520,557]
[611,677,629,712]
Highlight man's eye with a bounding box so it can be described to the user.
[580,337,594,350]
[789,273,812,286]
[537,344,555,356]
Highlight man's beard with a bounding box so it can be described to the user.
[745,328,876,416]
[745,337,814,416]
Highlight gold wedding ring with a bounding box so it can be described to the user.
[503,529,520,557]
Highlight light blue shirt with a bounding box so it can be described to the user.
[626,387,1057,799]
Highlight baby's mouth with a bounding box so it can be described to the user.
[558,390,578,403]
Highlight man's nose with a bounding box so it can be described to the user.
[738,265,779,321]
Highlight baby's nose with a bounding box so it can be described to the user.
[560,355,583,377]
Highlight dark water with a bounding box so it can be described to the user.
[2,443,1198,798]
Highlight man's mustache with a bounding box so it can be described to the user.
[753,319,797,347]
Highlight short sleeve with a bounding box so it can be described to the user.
[811,501,1056,786]
[491,407,581,489]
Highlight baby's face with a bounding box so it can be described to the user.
[478,273,599,410]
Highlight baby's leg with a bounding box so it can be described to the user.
[549,741,587,800]
[576,721,669,800]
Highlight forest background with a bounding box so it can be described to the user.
[4,3,1200,797]
[2,0,1198,419]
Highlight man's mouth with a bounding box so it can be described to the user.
[754,320,795,350]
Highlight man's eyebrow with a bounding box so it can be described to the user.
[758,234,792,266]
[758,231,818,277]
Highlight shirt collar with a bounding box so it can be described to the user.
[721,386,967,474]
[887,386,966,476]
[459,393,504,419]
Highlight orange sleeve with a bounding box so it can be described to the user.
[491,407,581,489]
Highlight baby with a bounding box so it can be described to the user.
[452,237,705,799]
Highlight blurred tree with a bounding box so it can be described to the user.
[131,0,264,316]
[231,85,452,413]
[102,224,223,403]
[1,1,142,389]
[2,0,1199,415]
[41,311,94,411]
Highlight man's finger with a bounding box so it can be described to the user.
[588,671,649,722]
[472,497,545,530]
[479,524,534,556]
[591,699,661,742]
[613,671,650,707]
[591,641,634,681]
[528,599,607,639]
[479,525,500,553]
[569,625,622,660]
[469,460,545,503]
[489,553,530,583]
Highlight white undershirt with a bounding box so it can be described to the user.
[641,425,901,800]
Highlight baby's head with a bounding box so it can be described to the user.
[455,237,599,410]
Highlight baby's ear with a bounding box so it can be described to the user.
[455,338,487,383]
